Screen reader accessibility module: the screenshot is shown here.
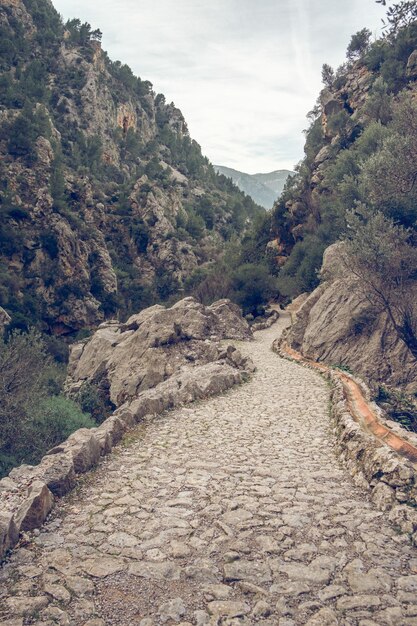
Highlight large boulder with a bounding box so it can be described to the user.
[285,243,417,392]
[66,298,252,407]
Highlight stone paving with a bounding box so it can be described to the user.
[1,316,417,626]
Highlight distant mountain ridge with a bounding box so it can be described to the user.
[214,165,293,209]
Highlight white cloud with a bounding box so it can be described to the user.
[53,0,385,173]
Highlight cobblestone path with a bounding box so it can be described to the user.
[1,317,417,626]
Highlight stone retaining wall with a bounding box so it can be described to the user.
[0,350,253,561]
[274,339,417,545]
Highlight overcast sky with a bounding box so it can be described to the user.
[53,0,385,174]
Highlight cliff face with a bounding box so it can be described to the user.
[0,0,261,335]
[285,244,417,393]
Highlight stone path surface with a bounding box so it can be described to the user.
[1,317,417,626]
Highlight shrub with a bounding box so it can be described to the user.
[27,396,94,462]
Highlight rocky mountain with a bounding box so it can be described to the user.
[0,0,263,336]
[214,165,292,210]
[263,12,417,397]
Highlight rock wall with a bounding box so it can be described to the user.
[273,340,417,543]
[0,298,254,560]
[285,243,417,393]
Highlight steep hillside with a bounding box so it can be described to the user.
[0,0,262,336]
[266,6,417,405]
[268,16,417,297]
[214,165,292,209]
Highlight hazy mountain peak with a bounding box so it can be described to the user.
[214,165,293,209]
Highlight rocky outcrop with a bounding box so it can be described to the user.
[0,298,254,560]
[406,50,417,80]
[67,297,253,407]
[0,0,261,335]
[285,243,417,392]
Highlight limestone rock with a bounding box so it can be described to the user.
[37,452,76,497]
[406,50,417,80]
[51,429,101,474]
[0,511,19,559]
[285,242,417,391]
[67,298,252,408]
[15,480,54,532]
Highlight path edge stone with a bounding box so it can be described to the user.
[0,355,254,562]
[273,337,417,545]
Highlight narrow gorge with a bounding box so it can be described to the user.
[1,0,417,625]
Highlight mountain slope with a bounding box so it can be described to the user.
[214,165,292,209]
[0,0,263,336]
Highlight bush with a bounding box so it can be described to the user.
[231,263,277,316]
[27,396,94,462]
[0,329,95,477]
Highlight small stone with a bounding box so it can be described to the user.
[270,581,311,596]
[108,532,138,547]
[44,583,72,604]
[207,601,250,618]
[305,608,338,625]
[347,568,392,593]
[337,595,381,610]
[255,535,280,553]
[203,584,231,600]
[223,559,271,584]
[222,509,253,525]
[398,576,417,592]
[237,581,269,596]
[83,557,124,578]
[65,575,94,596]
[158,597,186,623]
[318,585,347,601]
[194,611,210,626]
[276,598,293,616]
[129,560,181,580]
[252,600,271,617]
[375,607,403,624]
[42,606,70,625]
[224,550,240,563]
[169,540,191,558]
[5,596,49,617]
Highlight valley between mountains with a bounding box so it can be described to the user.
[1,318,417,626]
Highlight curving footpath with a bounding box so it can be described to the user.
[1,317,417,626]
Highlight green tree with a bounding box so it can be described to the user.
[343,207,417,359]
[376,1,417,38]
[347,28,372,60]
[321,63,335,88]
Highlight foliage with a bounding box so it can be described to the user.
[321,63,335,88]
[375,385,417,433]
[231,263,277,316]
[376,0,417,38]
[7,106,51,162]
[342,206,417,359]
[0,329,95,477]
[347,28,372,60]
